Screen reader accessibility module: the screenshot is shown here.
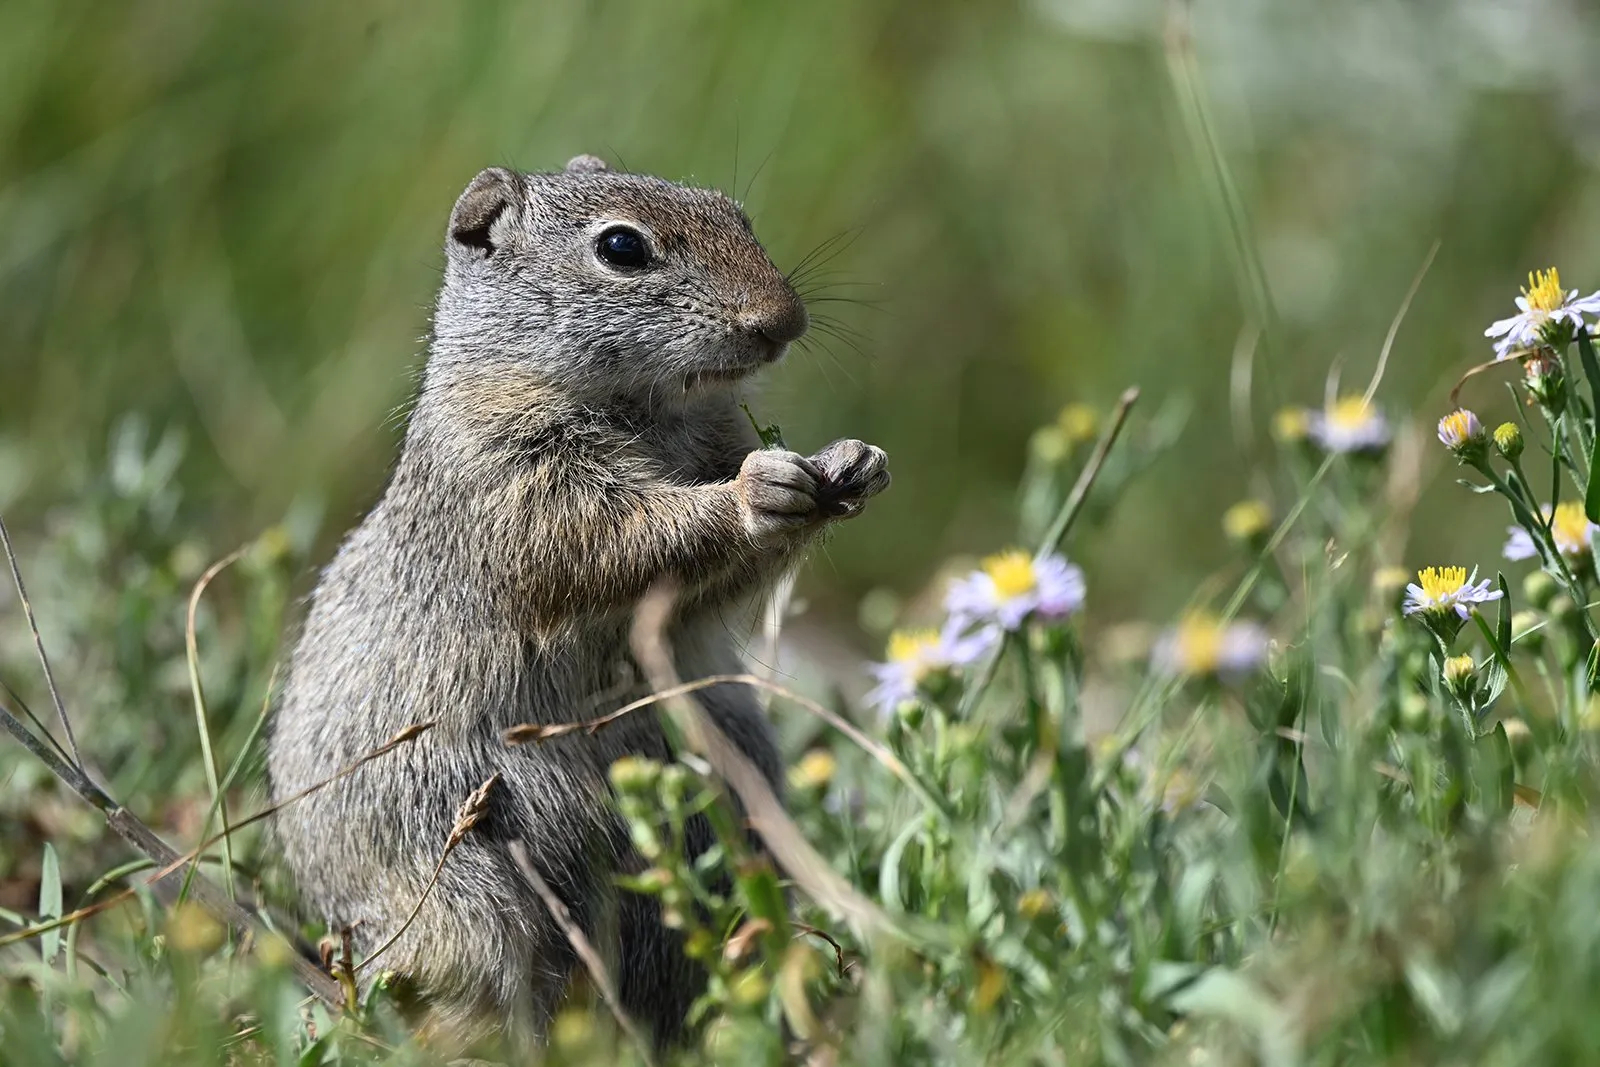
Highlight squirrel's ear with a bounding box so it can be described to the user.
[448,167,521,256]
[565,154,609,174]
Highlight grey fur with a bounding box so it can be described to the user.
[267,157,888,1054]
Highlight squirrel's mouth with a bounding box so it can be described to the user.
[683,342,788,392]
[683,366,756,392]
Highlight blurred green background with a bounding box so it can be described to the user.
[6,0,1600,635]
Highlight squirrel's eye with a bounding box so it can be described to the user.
[595,226,651,270]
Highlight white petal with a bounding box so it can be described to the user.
[1570,291,1600,314]
[1485,314,1523,338]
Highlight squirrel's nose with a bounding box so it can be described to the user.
[741,295,809,349]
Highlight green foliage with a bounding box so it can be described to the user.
[10,2,1600,1064]
[6,0,1599,611]
[12,312,1600,1064]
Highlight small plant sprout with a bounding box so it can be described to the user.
[1307,396,1390,454]
[1436,409,1487,462]
[944,548,1085,632]
[1485,267,1600,358]
[1151,611,1269,679]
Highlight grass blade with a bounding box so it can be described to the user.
[1575,330,1600,521]
[39,844,62,965]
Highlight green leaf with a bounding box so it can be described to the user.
[297,1033,332,1067]
[1574,329,1600,521]
[739,402,786,449]
[734,858,790,938]
[1471,609,1525,711]
[1496,572,1512,650]
[1143,960,1205,1002]
[1472,721,1515,816]
[1166,968,1298,1067]
[39,843,61,965]
[878,818,925,912]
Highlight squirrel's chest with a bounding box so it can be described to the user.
[622,413,748,485]
[504,616,740,728]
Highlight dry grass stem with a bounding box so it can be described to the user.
[628,582,899,942]
[183,545,249,900]
[0,523,347,1005]
[356,773,499,975]
[1363,239,1440,406]
[1038,386,1139,555]
[148,721,438,885]
[0,890,140,950]
[0,514,84,767]
[507,840,657,1067]
[503,673,925,801]
[793,922,849,978]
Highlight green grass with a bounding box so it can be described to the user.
[9,3,1600,1063]
[9,320,1600,1064]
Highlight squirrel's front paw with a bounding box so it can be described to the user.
[810,439,890,518]
[736,449,824,541]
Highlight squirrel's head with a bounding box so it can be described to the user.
[430,156,808,401]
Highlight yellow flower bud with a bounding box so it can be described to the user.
[1493,422,1524,460]
[1222,500,1272,546]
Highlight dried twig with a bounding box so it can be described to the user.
[793,922,849,979]
[0,544,431,1007]
[628,584,910,944]
[1038,386,1140,555]
[0,515,83,767]
[0,522,340,996]
[0,887,139,949]
[0,722,441,955]
[503,672,946,815]
[148,721,438,885]
[0,690,345,1000]
[356,773,499,975]
[508,840,656,1066]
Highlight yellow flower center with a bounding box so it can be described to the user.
[982,550,1038,600]
[1551,501,1591,556]
[1523,267,1566,314]
[1325,396,1374,431]
[1438,410,1476,443]
[1058,404,1099,444]
[1442,654,1476,685]
[1158,767,1204,812]
[1031,425,1069,463]
[886,629,940,669]
[1171,613,1225,676]
[1372,566,1411,595]
[1416,566,1469,603]
[1222,500,1271,542]
[788,749,837,790]
[1273,407,1310,442]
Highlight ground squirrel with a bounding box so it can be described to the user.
[267,155,889,1051]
